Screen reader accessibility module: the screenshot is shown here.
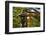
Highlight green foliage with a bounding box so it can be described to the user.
[13,7,25,28]
[32,15,40,27]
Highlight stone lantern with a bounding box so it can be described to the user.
[19,8,40,27]
[19,12,28,27]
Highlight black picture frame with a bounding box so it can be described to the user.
[5,1,45,34]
